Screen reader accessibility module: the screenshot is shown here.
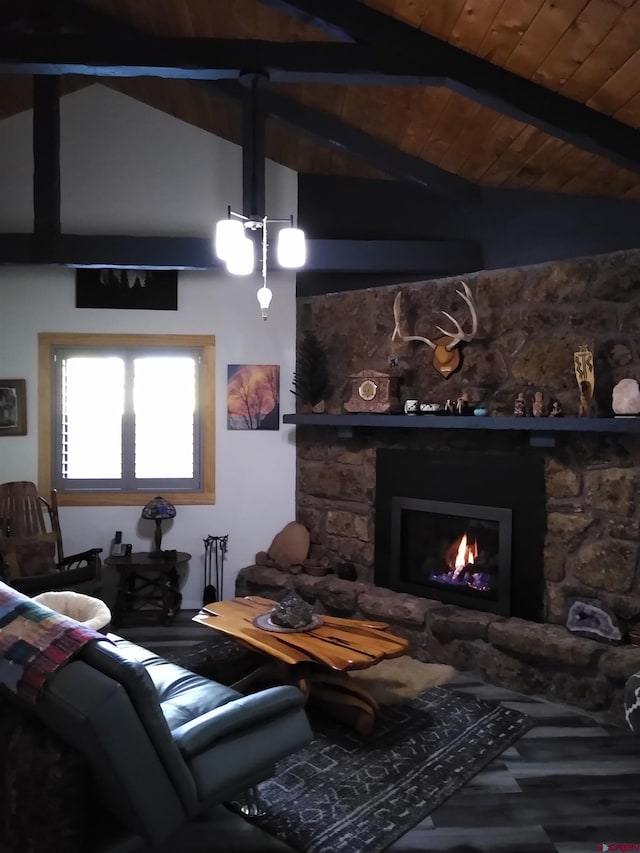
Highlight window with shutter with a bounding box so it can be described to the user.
[38,333,215,506]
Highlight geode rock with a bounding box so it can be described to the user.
[270,592,314,629]
[566,599,623,644]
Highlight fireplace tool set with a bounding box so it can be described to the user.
[202,534,229,605]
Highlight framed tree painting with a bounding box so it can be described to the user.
[0,379,26,435]
[227,365,280,430]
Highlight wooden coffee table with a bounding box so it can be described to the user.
[193,596,408,734]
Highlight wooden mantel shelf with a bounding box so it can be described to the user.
[282,413,640,446]
[283,413,640,432]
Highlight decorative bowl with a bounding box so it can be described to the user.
[253,613,324,633]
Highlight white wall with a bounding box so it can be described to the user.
[0,85,298,606]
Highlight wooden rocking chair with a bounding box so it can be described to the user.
[0,481,102,595]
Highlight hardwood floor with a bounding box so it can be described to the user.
[124,612,640,853]
[389,673,640,852]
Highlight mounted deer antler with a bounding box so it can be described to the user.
[391,282,478,378]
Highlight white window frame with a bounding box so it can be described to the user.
[38,333,215,507]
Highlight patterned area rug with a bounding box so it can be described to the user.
[236,685,531,853]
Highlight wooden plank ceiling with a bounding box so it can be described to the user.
[2,0,640,198]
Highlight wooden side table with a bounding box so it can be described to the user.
[106,551,191,626]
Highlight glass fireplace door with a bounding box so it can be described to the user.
[390,497,513,615]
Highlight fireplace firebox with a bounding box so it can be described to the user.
[391,497,512,615]
[375,450,546,621]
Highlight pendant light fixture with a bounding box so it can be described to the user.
[215,209,305,318]
[213,72,306,319]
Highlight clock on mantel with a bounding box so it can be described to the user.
[344,369,399,414]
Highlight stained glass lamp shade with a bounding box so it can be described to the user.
[141,496,176,553]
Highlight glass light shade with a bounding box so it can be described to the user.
[142,496,176,553]
[276,227,306,269]
[226,236,255,275]
[214,218,244,261]
[141,495,176,520]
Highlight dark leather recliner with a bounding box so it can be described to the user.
[4,624,313,850]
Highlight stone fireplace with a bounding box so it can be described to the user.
[238,248,640,721]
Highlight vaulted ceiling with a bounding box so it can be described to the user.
[2,0,640,277]
[4,0,640,198]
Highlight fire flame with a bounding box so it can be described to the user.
[448,532,478,579]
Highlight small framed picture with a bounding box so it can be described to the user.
[76,269,178,310]
[0,379,27,436]
[227,364,280,430]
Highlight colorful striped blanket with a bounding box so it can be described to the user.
[0,582,106,703]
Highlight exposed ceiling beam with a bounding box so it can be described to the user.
[242,76,266,219]
[0,22,478,198]
[257,0,356,42]
[212,80,478,200]
[31,0,61,260]
[32,75,60,258]
[0,234,481,274]
[58,0,138,36]
[3,33,640,178]
[0,0,36,30]
[0,34,549,87]
[3,2,639,177]
[260,0,640,176]
[308,239,482,273]
[0,0,480,226]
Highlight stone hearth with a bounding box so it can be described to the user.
[236,564,640,723]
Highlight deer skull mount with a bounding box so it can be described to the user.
[391,282,478,378]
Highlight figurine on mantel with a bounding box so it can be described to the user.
[548,398,564,417]
[578,381,595,417]
[532,390,544,417]
[456,391,469,415]
[514,392,526,417]
[574,345,595,417]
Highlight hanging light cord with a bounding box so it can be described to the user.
[261,215,268,291]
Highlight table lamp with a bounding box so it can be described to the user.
[141,496,176,554]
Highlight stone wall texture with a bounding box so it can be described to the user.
[297,248,640,416]
[270,249,640,716]
[293,249,640,635]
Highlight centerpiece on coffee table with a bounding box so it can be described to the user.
[254,592,324,633]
